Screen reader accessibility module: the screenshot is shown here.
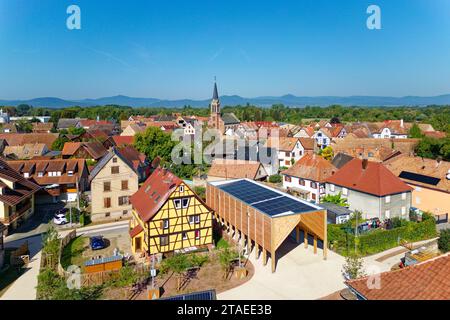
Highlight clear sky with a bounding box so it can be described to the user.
[0,0,449,100]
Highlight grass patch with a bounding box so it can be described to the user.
[60,236,87,270]
[216,238,230,249]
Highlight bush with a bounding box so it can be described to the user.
[268,174,282,183]
[438,229,450,253]
[328,216,437,256]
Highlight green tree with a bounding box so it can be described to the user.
[342,255,366,280]
[16,119,33,133]
[51,135,70,151]
[321,146,334,161]
[134,126,175,163]
[408,123,423,138]
[438,229,450,253]
[322,192,348,207]
[217,248,239,280]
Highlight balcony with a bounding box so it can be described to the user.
[0,201,32,225]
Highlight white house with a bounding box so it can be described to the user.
[281,154,337,203]
[313,129,332,149]
[265,137,313,168]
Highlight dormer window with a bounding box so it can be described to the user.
[24,172,30,178]
[57,171,62,176]
[68,171,74,176]
[179,185,184,193]
[38,172,44,177]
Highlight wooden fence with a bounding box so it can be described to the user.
[57,230,77,276]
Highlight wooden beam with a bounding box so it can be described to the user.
[295,225,300,243]
[323,210,328,260]
[271,251,276,273]
[304,230,308,249]
[255,243,259,259]
[314,235,317,254]
[247,235,251,254]
[263,248,267,266]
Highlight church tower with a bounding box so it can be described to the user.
[208,80,224,132]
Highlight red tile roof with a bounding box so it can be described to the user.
[0,133,58,149]
[112,135,134,146]
[347,254,450,300]
[325,158,412,196]
[282,154,336,183]
[62,141,107,160]
[129,224,143,238]
[116,146,147,172]
[130,168,182,222]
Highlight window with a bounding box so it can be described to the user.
[342,188,348,196]
[118,196,129,206]
[162,219,169,229]
[38,172,44,177]
[104,197,111,208]
[182,232,188,240]
[160,236,169,246]
[111,166,120,174]
[121,180,128,190]
[330,184,335,192]
[401,192,406,200]
[57,171,62,176]
[401,207,406,215]
[105,212,110,218]
[68,170,74,176]
[385,196,391,203]
[310,182,317,189]
[122,210,128,215]
[285,151,291,157]
[195,230,200,240]
[112,157,118,163]
[182,198,190,208]
[104,181,111,192]
[285,160,290,166]
[312,193,316,201]
[284,176,291,183]
[173,199,181,209]
[385,210,390,218]
[368,152,374,157]
[24,172,30,178]
[179,185,184,193]
[300,179,305,186]
[415,197,421,204]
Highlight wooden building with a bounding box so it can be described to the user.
[129,168,213,256]
[206,179,327,272]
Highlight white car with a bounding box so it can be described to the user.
[53,213,68,225]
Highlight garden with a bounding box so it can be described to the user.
[328,211,438,257]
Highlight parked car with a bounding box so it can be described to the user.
[90,236,106,250]
[53,213,68,225]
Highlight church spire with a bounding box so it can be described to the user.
[212,78,219,100]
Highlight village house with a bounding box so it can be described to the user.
[89,148,140,222]
[312,128,332,149]
[0,123,18,133]
[207,159,268,182]
[0,133,58,150]
[7,158,88,204]
[32,122,54,133]
[384,154,450,223]
[62,141,108,161]
[3,143,49,160]
[57,118,83,131]
[129,168,213,257]
[265,137,314,168]
[325,158,412,220]
[121,123,147,137]
[293,126,315,138]
[371,120,408,139]
[282,154,336,203]
[0,159,40,234]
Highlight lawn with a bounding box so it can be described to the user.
[60,236,88,271]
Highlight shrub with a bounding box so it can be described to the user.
[268,174,282,183]
[438,229,450,253]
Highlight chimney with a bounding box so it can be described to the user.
[362,158,369,170]
[400,119,404,128]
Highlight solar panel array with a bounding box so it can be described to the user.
[218,180,317,216]
[399,171,441,186]
[159,290,216,300]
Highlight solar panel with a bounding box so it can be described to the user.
[399,171,440,186]
[159,289,216,300]
[218,180,318,216]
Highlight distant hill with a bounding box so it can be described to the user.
[1,94,450,108]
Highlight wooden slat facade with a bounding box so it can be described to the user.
[206,182,327,272]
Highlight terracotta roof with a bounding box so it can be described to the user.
[0,133,58,149]
[326,158,412,196]
[384,154,450,193]
[7,159,87,186]
[423,131,447,139]
[79,119,113,128]
[298,138,315,150]
[85,129,109,140]
[32,122,53,132]
[129,224,143,238]
[1,123,18,133]
[347,254,450,300]
[265,137,300,151]
[3,143,48,159]
[282,154,336,183]
[130,168,182,222]
[0,159,41,206]
[112,135,134,146]
[62,141,107,160]
[116,145,147,172]
[208,159,266,180]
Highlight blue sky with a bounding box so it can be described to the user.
[0,0,449,100]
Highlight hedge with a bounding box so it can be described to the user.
[328,215,437,256]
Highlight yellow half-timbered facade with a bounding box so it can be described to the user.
[129,168,213,255]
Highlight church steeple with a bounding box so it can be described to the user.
[211,79,220,115]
